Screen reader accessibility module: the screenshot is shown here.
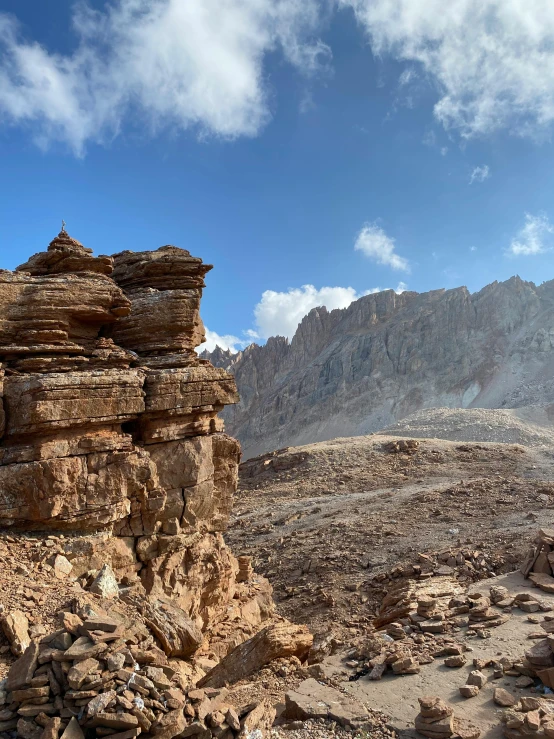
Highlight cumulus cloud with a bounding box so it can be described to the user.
[0,0,330,154]
[507,213,554,256]
[469,165,490,184]
[198,328,246,354]
[354,223,410,272]
[200,281,408,352]
[252,281,408,339]
[254,285,362,339]
[340,0,554,138]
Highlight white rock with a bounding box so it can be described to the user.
[89,564,119,599]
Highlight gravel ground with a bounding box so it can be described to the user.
[271,717,395,739]
[381,407,554,447]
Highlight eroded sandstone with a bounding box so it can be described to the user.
[0,228,275,656]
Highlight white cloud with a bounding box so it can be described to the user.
[470,246,477,252]
[198,328,245,354]
[254,285,361,339]
[507,213,554,256]
[253,281,408,340]
[340,0,554,138]
[354,223,410,272]
[200,281,408,352]
[440,147,448,157]
[469,165,490,184]
[0,0,330,154]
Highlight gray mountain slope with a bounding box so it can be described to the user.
[203,276,554,458]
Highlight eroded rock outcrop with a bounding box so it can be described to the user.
[0,229,275,654]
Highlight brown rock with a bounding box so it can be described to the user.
[67,658,100,689]
[61,614,83,636]
[444,655,466,668]
[1,610,30,656]
[150,708,186,739]
[452,717,480,739]
[226,708,240,731]
[17,717,43,739]
[18,704,56,718]
[526,711,541,731]
[122,594,202,658]
[12,686,50,702]
[525,639,554,667]
[529,572,554,593]
[63,637,108,661]
[544,722,554,739]
[86,690,116,717]
[467,671,487,688]
[418,697,453,719]
[520,697,541,712]
[285,680,367,729]
[537,667,554,689]
[7,640,40,691]
[89,712,139,730]
[415,714,453,739]
[200,623,313,688]
[40,716,61,739]
[459,685,480,699]
[60,717,85,739]
[494,688,516,707]
[101,731,140,739]
[53,555,73,580]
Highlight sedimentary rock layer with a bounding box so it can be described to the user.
[0,228,272,646]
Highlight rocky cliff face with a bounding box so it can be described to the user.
[0,229,275,652]
[204,277,554,458]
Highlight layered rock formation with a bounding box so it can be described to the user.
[0,228,274,649]
[203,277,554,458]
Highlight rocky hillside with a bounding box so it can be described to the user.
[203,277,554,458]
[0,229,312,739]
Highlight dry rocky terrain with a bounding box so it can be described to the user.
[2,230,554,739]
[229,434,554,639]
[0,231,317,739]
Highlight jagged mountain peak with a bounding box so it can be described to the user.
[204,274,554,458]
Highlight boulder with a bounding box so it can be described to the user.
[1,609,30,656]
[199,623,313,688]
[89,564,119,599]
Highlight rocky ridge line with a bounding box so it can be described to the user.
[203,276,554,458]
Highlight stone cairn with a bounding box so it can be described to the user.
[414,696,480,739]
[522,529,554,595]
[0,231,312,739]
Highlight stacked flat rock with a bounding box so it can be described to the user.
[415,697,481,739]
[467,593,510,630]
[523,530,554,594]
[16,230,113,276]
[501,696,554,739]
[415,697,454,739]
[0,610,275,739]
[0,230,280,690]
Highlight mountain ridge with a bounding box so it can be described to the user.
[203,275,554,458]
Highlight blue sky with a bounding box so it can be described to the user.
[1,0,554,351]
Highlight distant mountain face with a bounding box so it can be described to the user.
[203,276,554,459]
